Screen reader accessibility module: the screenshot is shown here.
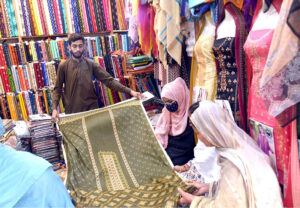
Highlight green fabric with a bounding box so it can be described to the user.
[107,88,114,105]
[58,99,190,207]
[6,67,16,92]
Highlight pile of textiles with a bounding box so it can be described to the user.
[1,119,15,132]
[28,114,62,170]
[58,99,192,207]
[127,55,153,71]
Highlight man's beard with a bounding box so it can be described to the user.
[71,51,84,59]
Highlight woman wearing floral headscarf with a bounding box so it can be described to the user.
[178,101,282,207]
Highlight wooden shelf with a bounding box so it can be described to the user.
[0,37,19,41]
[22,34,68,39]
[20,31,112,40]
[113,30,128,33]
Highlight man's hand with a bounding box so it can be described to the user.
[52,109,59,122]
[130,90,144,100]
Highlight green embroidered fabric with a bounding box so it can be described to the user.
[58,99,190,207]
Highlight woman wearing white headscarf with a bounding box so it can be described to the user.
[178,100,282,207]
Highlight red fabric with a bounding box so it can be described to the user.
[137,2,158,56]
[283,120,300,207]
[0,45,7,66]
[244,2,299,205]
[0,67,11,93]
[88,0,98,32]
[52,0,62,34]
[102,0,111,30]
[17,66,26,91]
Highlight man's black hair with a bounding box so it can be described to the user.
[68,34,85,45]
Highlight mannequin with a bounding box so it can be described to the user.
[201,13,215,36]
[190,12,217,102]
[216,10,236,39]
[244,1,293,204]
[252,1,279,31]
[184,21,196,57]
[212,3,247,130]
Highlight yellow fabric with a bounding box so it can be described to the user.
[191,158,248,208]
[32,0,43,35]
[43,89,49,114]
[223,0,243,9]
[7,94,18,120]
[191,34,217,101]
[18,94,28,121]
[190,13,217,103]
[30,42,38,62]
[59,99,65,113]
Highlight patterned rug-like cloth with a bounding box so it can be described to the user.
[58,99,191,207]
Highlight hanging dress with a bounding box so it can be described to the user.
[243,1,296,204]
[212,3,247,130]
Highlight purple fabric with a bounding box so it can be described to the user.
[243,0,257,30]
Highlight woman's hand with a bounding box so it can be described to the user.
[173,164,190,173]
[178,188,196,204]
[186,181,210,196]
[178,181,210,204]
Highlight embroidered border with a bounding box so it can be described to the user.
[98,152,129,191]
[108,109,139,188]
[82,117,102,191]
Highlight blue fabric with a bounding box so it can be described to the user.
[29,91,37,114]
[0,118,4,136]
[0,144,50,207]
[15,167,74,208]
[0,144,74,207]
[181,0,186,16]
[190,3,211,20]
[71,0,80,33]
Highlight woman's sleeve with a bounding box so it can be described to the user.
[190,160,248,208]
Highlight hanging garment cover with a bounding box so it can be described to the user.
[58,99,191,207]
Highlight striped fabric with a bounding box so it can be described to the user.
[154,0,183,67]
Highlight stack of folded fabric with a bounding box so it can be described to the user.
[2,119,16,133]
[127,55,153,71]
[28,114,61,169]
